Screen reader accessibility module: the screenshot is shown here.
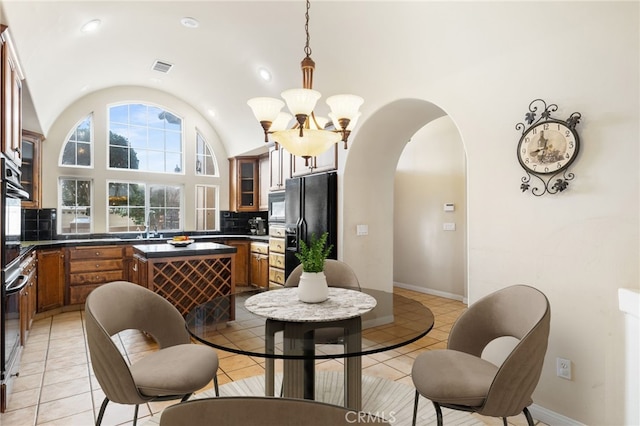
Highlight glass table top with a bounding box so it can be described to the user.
[185,288,435,360]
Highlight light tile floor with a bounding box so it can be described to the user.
[1,287,544,426]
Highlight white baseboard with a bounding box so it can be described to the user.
[393,282,468,304]
[530,403,584,425]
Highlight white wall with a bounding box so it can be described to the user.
[40,86,229,233]
[393,116,466,299]
[341,2,638,424]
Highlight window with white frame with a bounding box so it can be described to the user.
[61,114,93,167]
[107,181,183,233]
[108,103,183,173]
[57,99,220,235]
[195,185,219,231]
[59,178,92,233]
[196,131,218,176]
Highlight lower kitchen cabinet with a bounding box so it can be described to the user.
[224,239,249,286]
[66,245,124,305]
[20,251,37,344]
[37,248,65,312]
[250,242,269,288]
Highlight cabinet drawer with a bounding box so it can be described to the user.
[69,270,124,286]
[69,284,102,305]
[68,246,123,260]
[269,268,285,285]
[250,242,269,254]
[269,253,285,268]
[269,226,286,238]
[68,259,123,273]
[269,238,285,254]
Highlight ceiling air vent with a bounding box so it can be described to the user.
[152,60,173,73]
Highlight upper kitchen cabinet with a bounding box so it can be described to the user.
[1,25,24,167]
[291,144,338,177]
[229,156,260,212]
[259,153,269,210]
[269,145,292,192]
[21,130,44,209]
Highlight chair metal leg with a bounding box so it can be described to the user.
[96,397,109,426]
[132,404,139,426]
[502,418,508,426]
[433,401,443,426]
[214,375,219,396]
[412,390,419,426]
[523,407,535,426]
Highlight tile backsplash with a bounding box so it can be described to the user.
[220,210,268,234]
[22,208,57,241]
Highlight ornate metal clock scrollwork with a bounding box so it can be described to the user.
[515,99,582,196]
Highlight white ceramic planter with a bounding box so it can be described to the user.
[297,271,329,303]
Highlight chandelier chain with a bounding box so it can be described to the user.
[304,0,312,58]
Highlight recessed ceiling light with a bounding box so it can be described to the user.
[181,17,199,29]
[81,19,101,33]
[258,67,272,82]
[207,109,216,117]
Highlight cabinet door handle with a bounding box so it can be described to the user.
[133,264,138,272]
[95,252,101,256]
[95,264,100,268]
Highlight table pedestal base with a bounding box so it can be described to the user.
[265,317,362,410]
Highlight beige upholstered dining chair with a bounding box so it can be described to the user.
[285,259,361,343]
[160,396,391,426]
[411,285,550,426]
[85,281,220,426]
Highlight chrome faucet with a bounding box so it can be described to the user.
[146,211,157,238]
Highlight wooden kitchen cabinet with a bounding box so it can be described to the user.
[291,145,337,177]
[224,239,249,286]
[1,25,24,167]
[66,245,124,305]
[259,153,269,210]
[229,156,259,212]
[19,251,37,344]
[268,225,286,287]
[269,145,292,192]
[37,248,65,312]
[20,130,44,209]
[250,242,269,288]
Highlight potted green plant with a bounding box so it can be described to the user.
[295,232,333,303]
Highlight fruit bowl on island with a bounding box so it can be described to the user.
[167,235,194,247]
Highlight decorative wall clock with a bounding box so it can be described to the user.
[515,99,582,196]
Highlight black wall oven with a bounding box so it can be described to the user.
[1,157,28,412]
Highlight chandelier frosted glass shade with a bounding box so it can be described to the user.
[325,94,364,129]
[246,97,284,122]
[272,129,342,158]
[281,89,321,116]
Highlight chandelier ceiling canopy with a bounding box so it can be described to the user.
[247,0,363,164]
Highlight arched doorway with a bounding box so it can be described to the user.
[340,99,467,300]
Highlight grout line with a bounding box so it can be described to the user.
[31,316,53,426]
[78,309,98,426]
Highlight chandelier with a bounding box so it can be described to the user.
[247,0,363,166]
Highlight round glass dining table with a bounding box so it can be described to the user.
[185,287,434,410]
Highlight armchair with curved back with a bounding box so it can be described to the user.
[84,281,220,426]
[411,285,551,426]
[285,259,361,344]
[160,396,391,426]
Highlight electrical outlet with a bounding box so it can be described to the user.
[556,357,572,380]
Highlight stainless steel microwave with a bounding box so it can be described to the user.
[268,192,285,223]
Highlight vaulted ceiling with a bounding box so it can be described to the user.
[2,0,413,157]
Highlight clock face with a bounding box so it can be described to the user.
[517,120,579,175]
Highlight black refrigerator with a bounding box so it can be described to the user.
[284,172,338,278]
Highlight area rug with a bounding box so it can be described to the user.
[144,371,483,425]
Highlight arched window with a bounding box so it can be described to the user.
[60,114,93,167]
[108,103,183,173]
[196,131,218,176]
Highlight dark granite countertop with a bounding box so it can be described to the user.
[20,234,269,251]
[133,242,237,258]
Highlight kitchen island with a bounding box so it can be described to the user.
[133,242,237,316]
